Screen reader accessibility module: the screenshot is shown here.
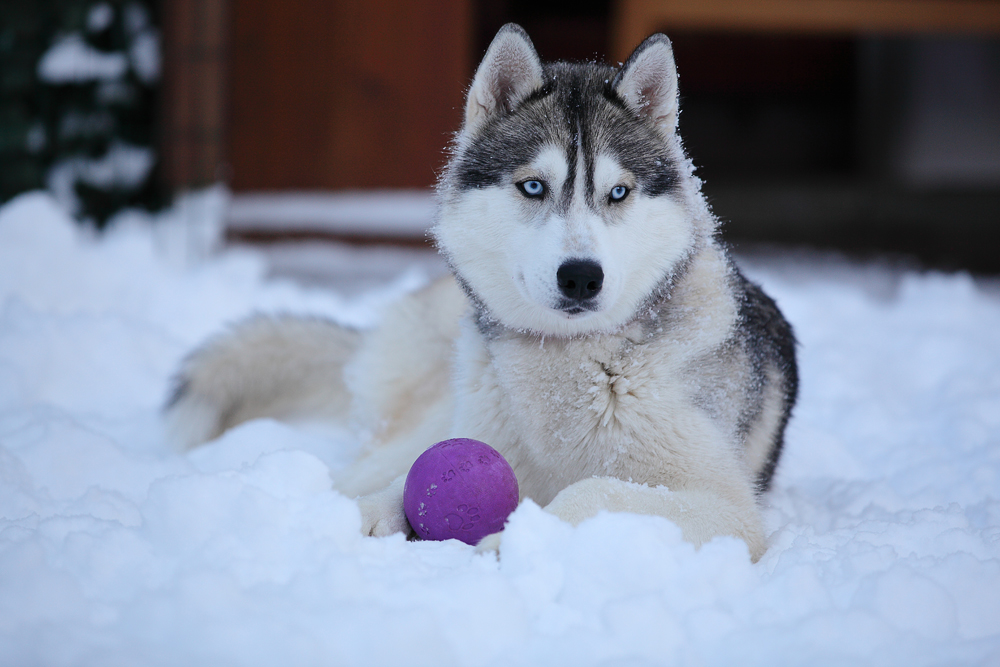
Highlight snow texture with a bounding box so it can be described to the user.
[1,190,998,666]
[37,33,128,84]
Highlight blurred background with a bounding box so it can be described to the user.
[3,0,999,273]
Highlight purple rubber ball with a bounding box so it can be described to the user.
[403,438,519,545]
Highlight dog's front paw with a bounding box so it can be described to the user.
[356,478,410,537]
[474,531,502,554]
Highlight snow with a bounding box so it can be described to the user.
[128,29,161,85]
[37,33,128,84]
[87,3,115,33]
[38,4,160,87]
[46,141,157,218]
[228,190,437,237]
[1,189,999,666]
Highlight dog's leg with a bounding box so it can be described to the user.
[164,276,467,542]
[165,315,361,450]
[337,389,454,535]
[356,474,410,537]
[479,477,766,561]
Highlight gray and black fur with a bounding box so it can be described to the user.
[733,269,799,492]
[451,61,680,200]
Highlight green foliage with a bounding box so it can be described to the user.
[0,0,166,226]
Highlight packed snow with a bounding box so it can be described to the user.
[1,190,998,666]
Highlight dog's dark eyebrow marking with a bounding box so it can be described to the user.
[561,120,578,213]
[559,81,594,213]
[581,116,596,203]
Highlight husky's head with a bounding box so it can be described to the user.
[435,24,711,337]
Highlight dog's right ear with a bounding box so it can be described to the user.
[464,24,543,135]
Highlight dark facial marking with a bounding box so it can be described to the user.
[561,118,577,213]
[453,85,557,191]
[452,62,680,201]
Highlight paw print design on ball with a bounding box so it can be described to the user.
[403,438,519,545]
[444,504,480,531]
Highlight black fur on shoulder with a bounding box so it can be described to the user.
[733,269,799,492]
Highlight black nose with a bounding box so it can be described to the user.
[557,260,604,300]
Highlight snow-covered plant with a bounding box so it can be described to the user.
[1,1,164,226]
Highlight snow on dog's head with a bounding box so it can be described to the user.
[434,24,710,337]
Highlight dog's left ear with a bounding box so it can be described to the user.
[464,24,544,135]
[613,34,679,135]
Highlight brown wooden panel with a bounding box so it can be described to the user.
[160,0,230,189]
[228,0,473,190]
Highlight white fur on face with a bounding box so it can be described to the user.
[436,148,694,336]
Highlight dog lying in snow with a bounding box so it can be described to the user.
[166,24,798,561]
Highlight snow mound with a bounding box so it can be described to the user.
[1,191,998,666]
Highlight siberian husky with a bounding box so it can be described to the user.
[166,24,798,561]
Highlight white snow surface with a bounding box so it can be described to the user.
[1,190,998,666]
[37,33,128,84]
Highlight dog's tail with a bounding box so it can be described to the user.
[164,315,361,450]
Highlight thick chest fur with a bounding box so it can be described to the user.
[451,249,752,506]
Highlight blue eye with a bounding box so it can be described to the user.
[518,180,545,198]
[609,185,629,202]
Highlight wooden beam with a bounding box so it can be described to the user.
[612,0,1000,60]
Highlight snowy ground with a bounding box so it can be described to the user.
[1,189,998,666]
